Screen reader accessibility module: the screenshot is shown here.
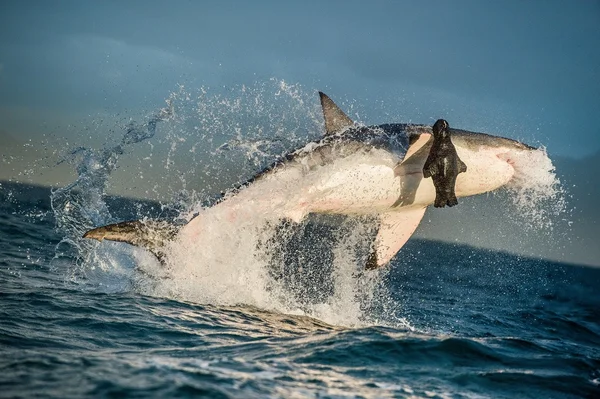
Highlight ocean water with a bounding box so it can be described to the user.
[1,83,599,398]
[1,182,599,399]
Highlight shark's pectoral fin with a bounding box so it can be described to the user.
[83,219,181,262]
[366,207,427,269]
[404,133,432,161]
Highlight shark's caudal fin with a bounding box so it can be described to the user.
[319,92,355,135]
[83,220,181,262]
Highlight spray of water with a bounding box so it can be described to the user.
[505,146,567,230]
[50,101,174,285]
[51,80,567,327]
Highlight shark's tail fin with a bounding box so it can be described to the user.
[83,219,181,262]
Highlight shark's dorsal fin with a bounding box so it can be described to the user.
[365,207,427,269]
[83,219,181,262]
[319,91,355,135]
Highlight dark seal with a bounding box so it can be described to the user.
[423,119,467,208]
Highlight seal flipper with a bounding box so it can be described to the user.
[366,207,427,269]
[422,158,438,179]
[83,220,181,262]
[459,158,467,174]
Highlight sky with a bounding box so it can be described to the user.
[1,1,599,156]
[0,1,599,265]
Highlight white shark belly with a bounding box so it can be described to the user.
[308,146,516,212]
[179,142,520,268]
[454,146,515,197]
[305,163,401,214]
[182,144,518,240]
[182,150,404,235]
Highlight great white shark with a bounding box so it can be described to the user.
[84,92,537,269]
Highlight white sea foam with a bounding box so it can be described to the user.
[135,175,391,327]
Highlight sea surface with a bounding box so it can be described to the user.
[1,181,599,399]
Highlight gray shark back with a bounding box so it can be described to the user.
[242,123,430,189]
[450,128,536,152]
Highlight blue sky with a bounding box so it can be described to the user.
[1,1,599,164]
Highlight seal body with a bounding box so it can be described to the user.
[423,119,467,207]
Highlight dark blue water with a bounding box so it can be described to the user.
[1,181,599,399]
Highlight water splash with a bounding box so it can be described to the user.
[52,80,567,328]
[505,146,568,230]
[50,101,173,283]
[49,80,383,326]
[131,210,396,327]
[152,79,323,199]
